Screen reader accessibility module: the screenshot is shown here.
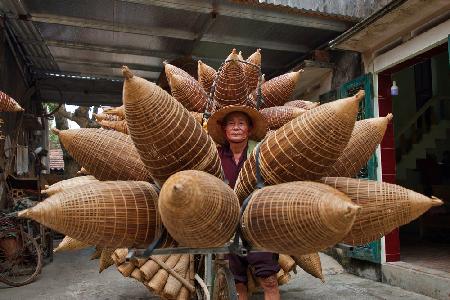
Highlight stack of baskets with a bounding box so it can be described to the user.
[19,47,443,299]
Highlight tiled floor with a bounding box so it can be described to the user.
[401,241,450,273]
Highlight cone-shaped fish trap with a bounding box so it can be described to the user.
[321,177,444,245]
[122,66,222,185]
[0,90,24,112]
[42,175,98,196]
[324,114,392,177]
[94,113,123,122]
[244,49,261,93]
[19,181,170,248]
[53,236,89,253]
[99,119,129,134]
[159,170,239,248]
[250,71,302,108]
[278,254,296,273]
[164,63,196,82]
[99,249,115,273]
[260,106,305,130]
[197,60,216,94]
[293,253,324,282]
[102,105,125,118]
[167,74,208,112]
[235,91,364,201]
[241,182,360,256]
[54,128,152,182]
[213,49,248,107]
[284,100,319,110]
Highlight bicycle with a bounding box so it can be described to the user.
[0,212,43,287]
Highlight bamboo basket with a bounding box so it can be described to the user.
[323,114,393,177]
[159,170,240,248]
[278,254,296,273]
[148,254,181,294]
[244,49,261,93]
[235,91,364,201]
[53,236,89,253]
[167,74,208,112]
[18,181,172,249]
[102,105,125,118]
[0,90,24,112]
[122,66,222,185]
[42,175,98,196]
[99,249,115,273]
[277,269,291,285]
[140,255,170,281]
[241,182,360,256]
[112,248,128,266]
[260,106,305,130]
[131,268,144,282]
[197,60,216,94]
[284,100,319,110]
[164,62,196,82]
[118,261,135,277]
[53,128,152,182]
[212,49,248,107]
[293,253,324,282]
[162,254,190,299]
[91,247,103,260]
[250,70,302,108]
[99,119,129,135]
[94,113,123,122]
[321,177,444,245]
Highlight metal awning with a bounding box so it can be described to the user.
[1,0,358,106]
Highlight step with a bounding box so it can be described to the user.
[382,261,450,300]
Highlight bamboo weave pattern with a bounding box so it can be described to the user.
[0,90,24,112]
[243,49,261,93]
[284,100,319,110]
[167,74,208,112]
[53,236,89,252]
[260,106,305,130]
[293,253,324,282]
[42,175,98,196]
[197,60,216,94]
[99,119,129,134]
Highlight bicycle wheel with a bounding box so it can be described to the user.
[212,266,238,300]
[0,232,43,287]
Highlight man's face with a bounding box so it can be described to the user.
[222,112,252,144]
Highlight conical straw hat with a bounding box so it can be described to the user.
[323,114,393,177]
[197,60,216,94]
[42,175,98,196]
[53,236,89,253]
[260,106,305,130]
[278,254,296,273]
[0,90,24,112]
[321,177,444,245]
[53,128,152,182]
[244,49,261,93]
[99,119,129,134]
[213,49,248,107]
[99,248,115,273]
[102,105,125,118]
[162,254,190,299]
[148,254,181,294]
[18,181,169,248]
[284,100,319,110]
[250,70,303,108]
[235,91,364,201]
[122,66,222,185]
[241,181,360,256]
[94,112,123,122]
[167,74,208,112]
[159,170,239,248]
[293,253,324,282]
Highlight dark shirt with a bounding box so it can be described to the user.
[218,143,248,189]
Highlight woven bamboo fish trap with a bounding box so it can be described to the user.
[321,177,444,245]
[53,128,152,182]
[260,106,305,130]
[278,254,296,273]
[189,111,204,125]
[235,91,364,201]
[148,254,181,293]
[241,182,360,256]
[164,62,196,82]
[244,49,261,93]
[284,100,319,110]
[94,113,123,122]
[0,90,24,112]
[159,170,239,248]
[162,254,190,299]
[167,74,208,112]
[99,248,115,273]
[277,269,291,285]
[212,49,248,107]
[197,60,216,94]
[324,114,393,177]
[18,181,172,249]
[53,236,89,253]
[102,105,125,118]
[91,246,103,260]
[293,253,324,282]
[122,66,222,185]
[250,70,302,108]
[99,119,129,134]
[42,175,98,196]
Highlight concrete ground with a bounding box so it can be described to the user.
[0,249,434,300]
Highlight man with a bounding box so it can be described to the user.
[207,105,281,300]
